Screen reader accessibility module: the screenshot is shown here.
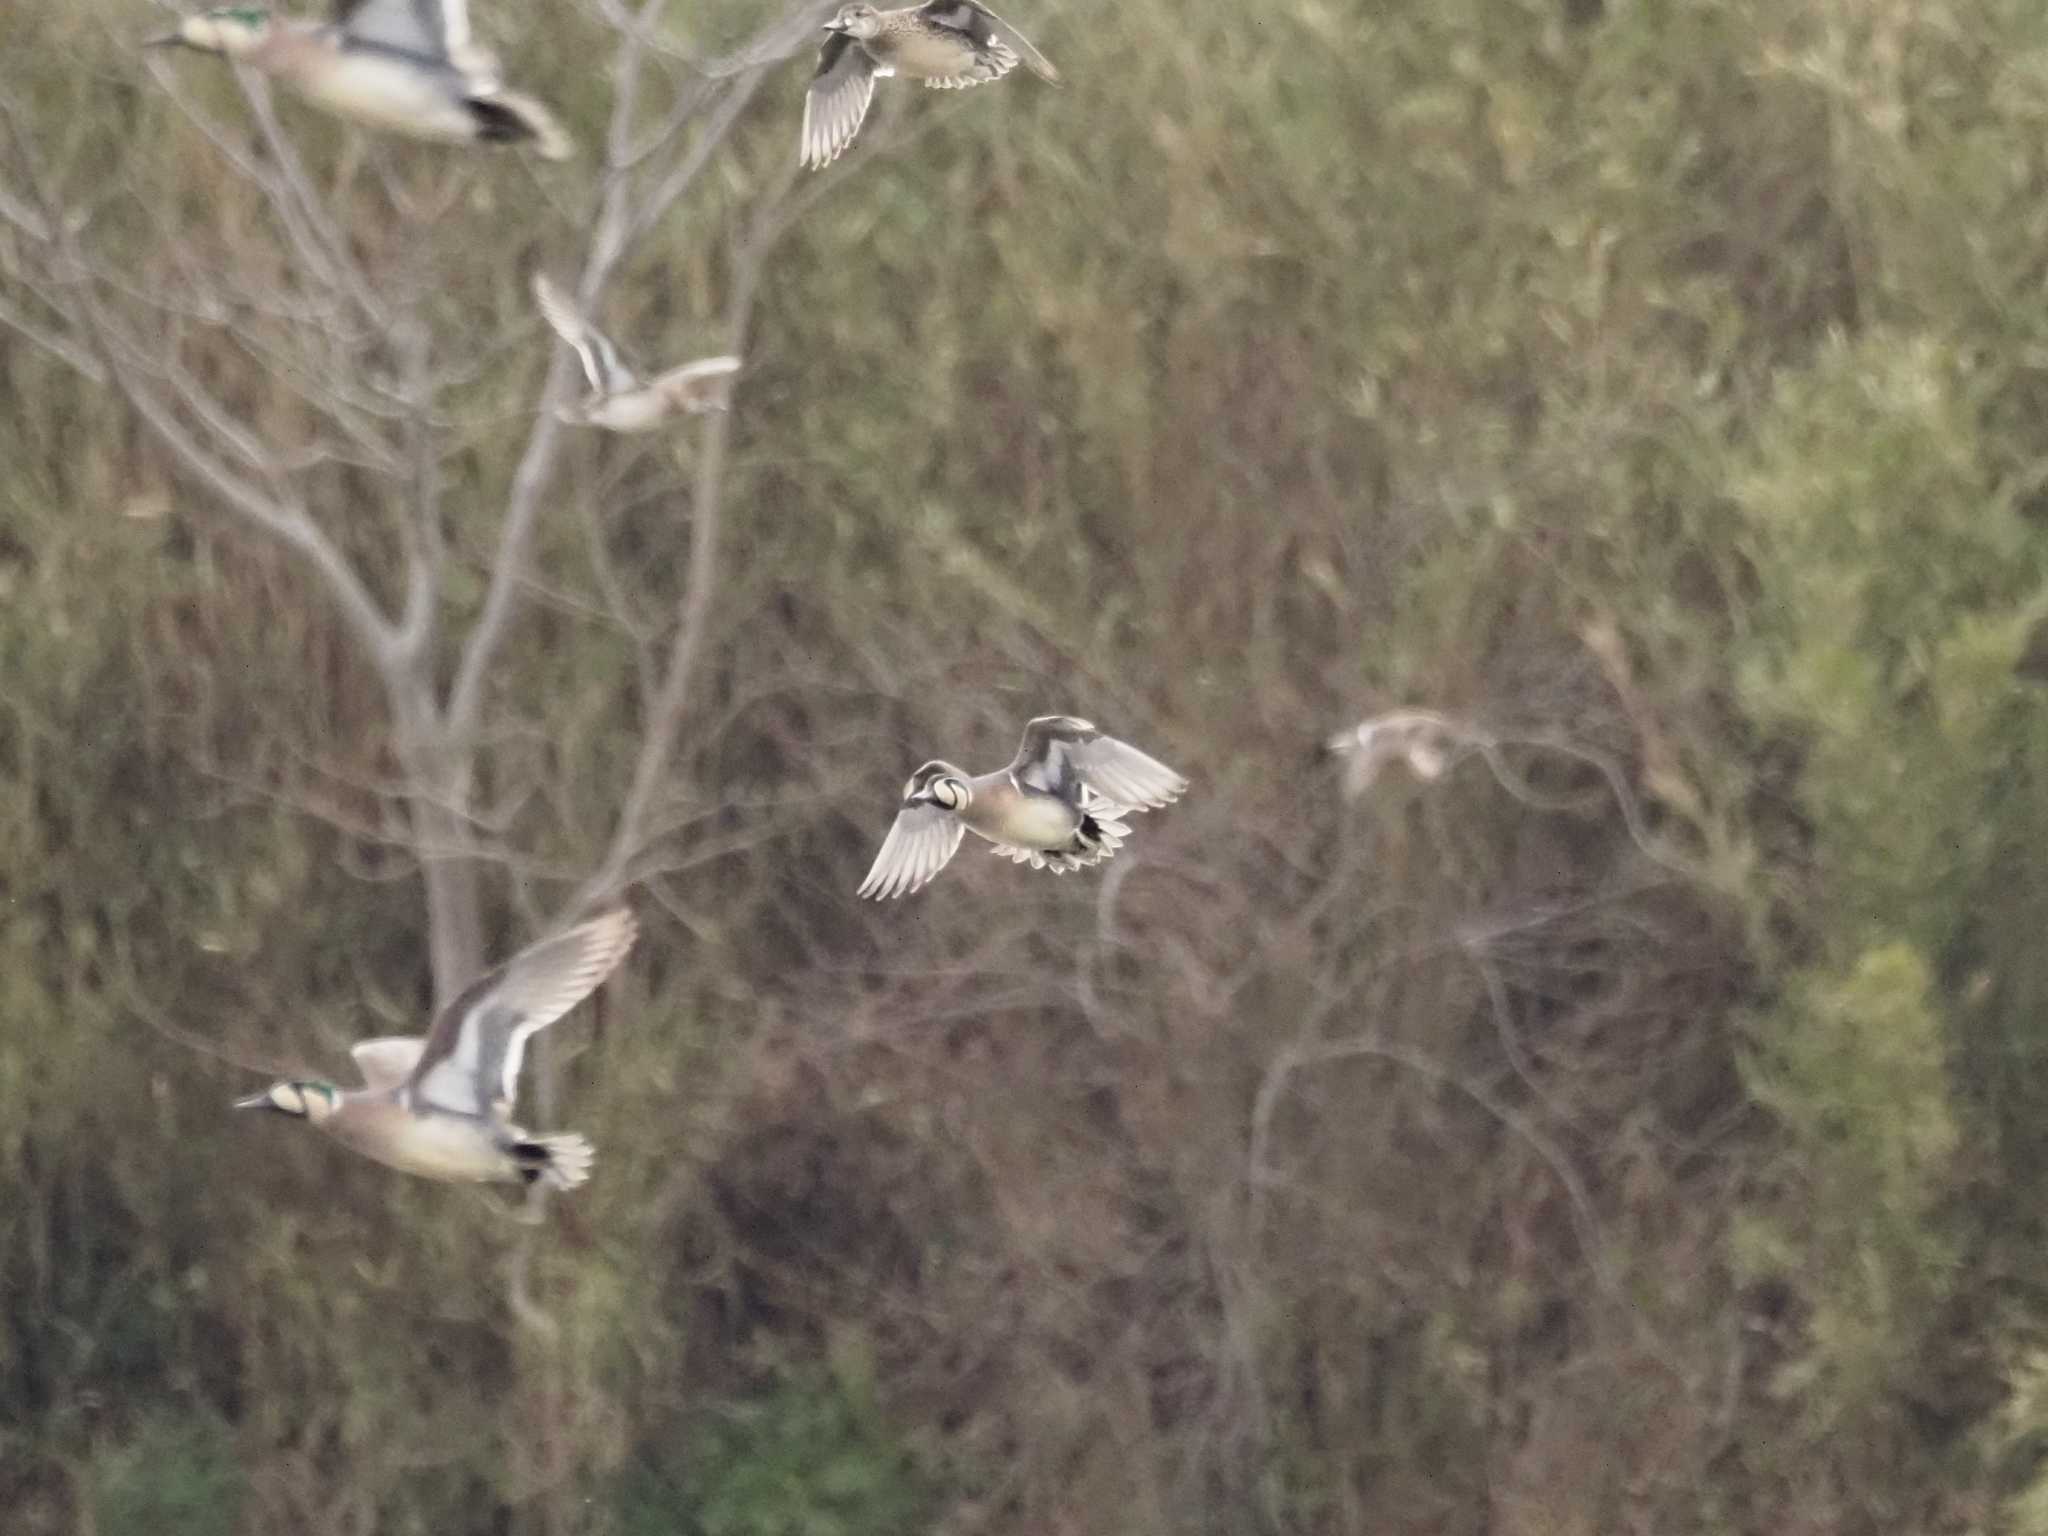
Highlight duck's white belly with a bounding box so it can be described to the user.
[329,1106,512,1183]
[974,792,1079,851]
[886,30,984,80]
[285,52,476,143]
[584,388,672,433]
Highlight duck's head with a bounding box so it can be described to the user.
[824,4,883,41]
[234,1079,340,1125]
[905,760,970,812]
[146,8,274,58]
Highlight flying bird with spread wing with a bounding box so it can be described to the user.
[146,0,574,159]
[859,716,1186,899]
[533,274,741,432]
[233,909,637,1192]
[800,0,1059,169]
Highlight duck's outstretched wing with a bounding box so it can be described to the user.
[533,273,634,395]
[920,0,1059,83]
[350,1035,427,1092]
[336,0,452,61]
[857,803,967,899]
[406,908,638,1117]
[1069,732,1186,810]
[1009,715,1186,809]
[650,355,743,414]
[802,32,878,169]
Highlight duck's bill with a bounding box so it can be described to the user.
[232,1089,277,1110]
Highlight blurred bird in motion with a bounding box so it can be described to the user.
[1325,710,1466,800]
[534,274,742,432]
[801,0,1059,169]
[146,0,574,159]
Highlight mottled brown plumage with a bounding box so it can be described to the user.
[800,0,1058,169]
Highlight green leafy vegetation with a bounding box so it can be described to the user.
[613,1370,926,1536]
[89,1411,243,1536]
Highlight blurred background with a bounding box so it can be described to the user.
[7,0,2048,1530]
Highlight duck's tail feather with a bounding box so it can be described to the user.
[467,90,575,161]
[516,1132,595,1191]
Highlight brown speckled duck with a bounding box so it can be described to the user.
[801,0,1059,169]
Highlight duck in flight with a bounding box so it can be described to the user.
[801,0,1059,170]
[1325,711,1463,800]
[533,274,742,433]
[232,909,636,1191]
[859,716,1186,899]
[146,0,574,160]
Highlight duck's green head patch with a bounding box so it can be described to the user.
[153,7,273,55]
[234,1079,340,1123]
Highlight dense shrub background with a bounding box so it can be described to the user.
[8,0,2048,1530]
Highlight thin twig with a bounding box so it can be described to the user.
[576,156,801,911]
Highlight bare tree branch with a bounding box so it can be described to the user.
[238,66,393,331]
[392,319,444,663]
[1246,1031,1615,1294]
[631,73,772,244]
[0,92,404,669]
[446,24,796,759]
[0,289,105,380]
[587,0,836,79]
[440,13,668,749]
[576,157,801,911]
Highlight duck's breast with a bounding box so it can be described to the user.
[587,389,672,433]
[327,1101,514,1183]
[884,27,984,80]
[969,777,1080,850]
[286,50,479,143]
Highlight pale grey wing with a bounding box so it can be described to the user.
[533,273,633,396]
[649,355,742,413]
[336,0,449,59]
[438,0,503,82]
[802,33,878,169]
[1007,714,1095,796]
[349,1035,427,1092]
[437,0,473,58]
[1069,733,1187,810]
[920,0,1057,82]
[857,804,966,899]
[407,908,638,1116]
